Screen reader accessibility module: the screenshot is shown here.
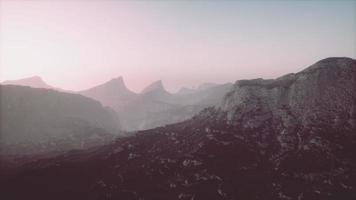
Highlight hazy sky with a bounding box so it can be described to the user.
[1,0,355,92]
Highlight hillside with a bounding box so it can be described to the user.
[0,85,122,157]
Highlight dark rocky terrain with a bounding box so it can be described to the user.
[1,57,355,200]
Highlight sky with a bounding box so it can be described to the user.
[0,0,355,92]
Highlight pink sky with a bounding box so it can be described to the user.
[1,1,355,92]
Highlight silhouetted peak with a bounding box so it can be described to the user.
[98,76,129,91]
[108,76,124,84]
[28,75,43,81]
[141,80,167,94]
[80,76,135,96]
[2,76,52,88]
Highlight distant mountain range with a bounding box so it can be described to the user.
[2,76,232,131]
[1,57,355,200]
[119,82,232,131]
[176,83,218,95]
[78,77,233,131]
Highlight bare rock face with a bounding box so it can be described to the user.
[221,57,356,151]
[222,57,356,124]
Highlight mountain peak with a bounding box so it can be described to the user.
[302,57,355,73]
[79,76,137,111]
[98,76,128,91]
[28,75,43,81]
[108,76,124,84]
[141,80,166,94]
[2,76,52,89]
[221,57,356,127]
[80,76,135,95]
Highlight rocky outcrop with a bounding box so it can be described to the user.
[221,57,356,153]
[223,57,356,125]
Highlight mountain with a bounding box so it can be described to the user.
[117,81,232,131]
[78,77,232,131]
[1,76,72,93]
[176,82,221,96]
[79,77,138,111]
[117,80,176,131]
[172,83,233,106]
[141,80,166,94]
[176,87,195,95]
[2,76,53,89]
[0,85,122,159]
[197,82,218,91]
[118,99,199,131]
[140,80,172,101]
[2,57,355,200]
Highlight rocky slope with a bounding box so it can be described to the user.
[2,57,355,200]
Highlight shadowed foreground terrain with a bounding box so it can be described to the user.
[1,57,356,200]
